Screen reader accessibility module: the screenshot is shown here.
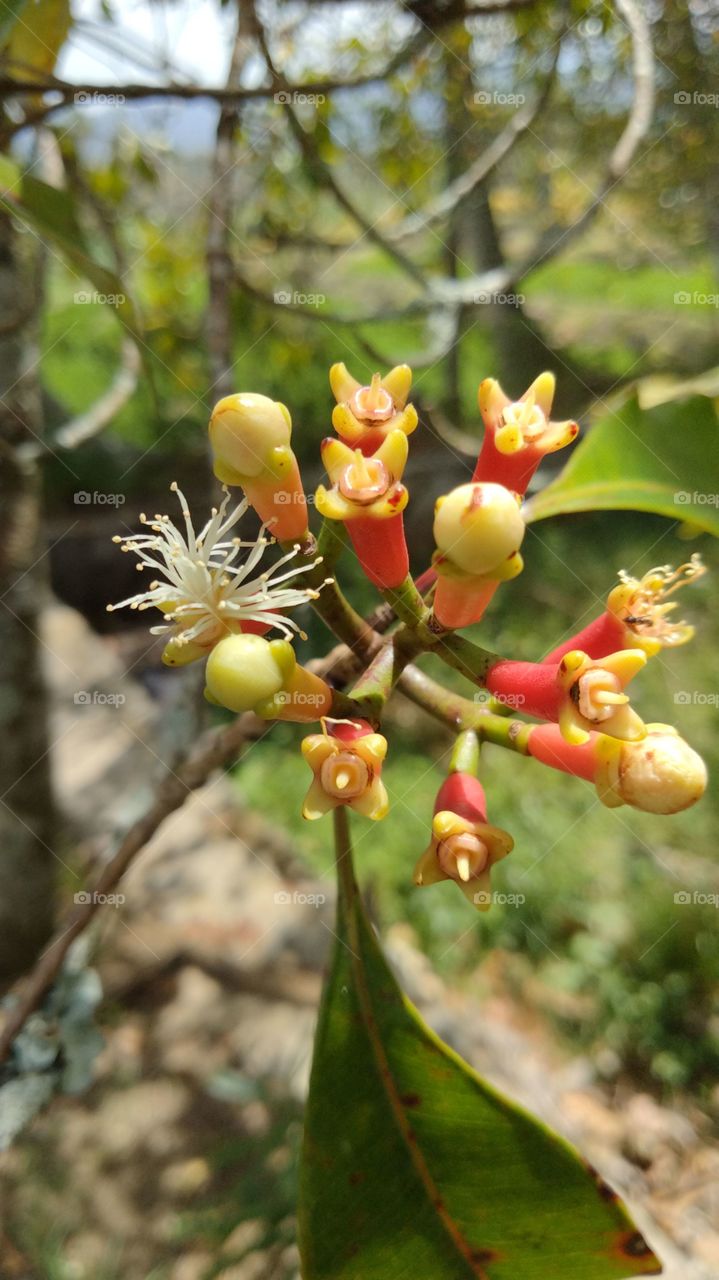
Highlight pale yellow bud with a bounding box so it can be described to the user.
[615,725,707,814]
[209,393,292,480]
[205,634,294,713]
[433,482,525,576]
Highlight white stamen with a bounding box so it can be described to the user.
[108,485,326,649]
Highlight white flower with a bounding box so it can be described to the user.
[108,484,327,661]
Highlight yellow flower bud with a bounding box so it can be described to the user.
[596,723,707,814]
[209,393,292,482]
[433,482,525,577]
[205,634,294,713]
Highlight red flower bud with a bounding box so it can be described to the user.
[487,648,647,745]
[315,432,410,590]
[473,373,578,496]
[413,772,513,910]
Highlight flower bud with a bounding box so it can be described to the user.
[413,772,513,910]
[543,556,706,664]
[432,482,525,628]
[330,363,418,452]
[315,431,410,589]
[473,372,578,495]
[301,719,389,820]
[528,722,707,814]
[487,648,647,745]
[205,634,331,722]
[209,393,308,541]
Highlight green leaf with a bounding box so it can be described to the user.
[5,0,70,78]
[523,394,719,537]
[299,816,661,1280]
[0,168,156,403]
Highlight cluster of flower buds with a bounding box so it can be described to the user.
[109,362,708,914]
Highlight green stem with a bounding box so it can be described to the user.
[349,627,428,716]
[380,574,428,628]
[449,728,480,775]
[431,632,499,686]
[398,665,532,755]
[333,803,355,907]
[315,517,348,570]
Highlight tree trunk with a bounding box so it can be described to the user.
[0,211,56,985]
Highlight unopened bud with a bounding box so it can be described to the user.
[209,393,291,480]
[601,724,707,814]
[205,633,293,713]
[433,482,525,577]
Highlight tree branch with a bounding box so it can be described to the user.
[252,13,428,291]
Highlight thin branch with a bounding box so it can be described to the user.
[38,340,139,455]
[484,0,656,291]
[0,27,428,113]
[0,711,265,1062]
[384,58,559,244]
[233,263,426,326]
[252,13,428,291]
[205,4,256,400]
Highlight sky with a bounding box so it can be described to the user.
[58,0,238,87]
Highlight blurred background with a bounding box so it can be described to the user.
[0,0,718,1276]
